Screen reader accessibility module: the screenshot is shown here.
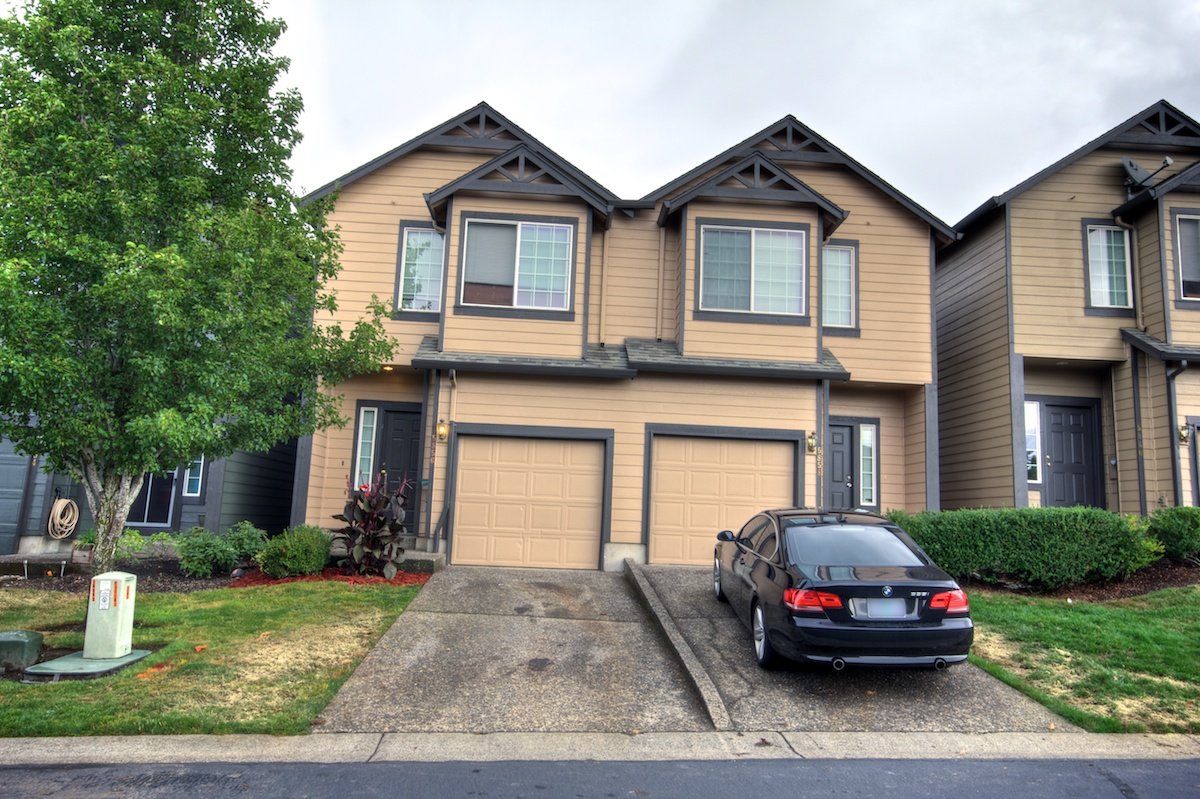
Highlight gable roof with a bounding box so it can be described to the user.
[643,114,955,241]
[304,102,619,205]
[1113,159,1200,218]
[956,100,1200,232]
[656,152,847,233]
[425,144,612,226]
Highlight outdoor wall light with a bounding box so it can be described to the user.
[806,431,818,453]
[1180,425,1191,445]
[436,420,449,442]
[381,364,395,372]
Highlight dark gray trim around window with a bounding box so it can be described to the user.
[640,423,806,548]
[1010,352,1028,507]
[393,219,445,321]
[444,423,615,569]
[1081,218,1135,317]
[693,216,812,324]
[1170,207,1200,310]
[454,210,579,321]
[821,238,860,336]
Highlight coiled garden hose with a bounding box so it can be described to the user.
[47,498,80,539]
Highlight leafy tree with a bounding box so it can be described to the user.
[0,0,392,573]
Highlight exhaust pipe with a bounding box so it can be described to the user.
[934,658,947,671]
[831,657,846,672]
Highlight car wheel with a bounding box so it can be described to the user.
[713,556,728,603]
[752,601,778,669]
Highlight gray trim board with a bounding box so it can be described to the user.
[1168,362,1186,508]
[1161,196,1174,342]
[1011,353,1028,507]
[1188,414,1200,506]
[677,213,686,350]
[202,458,225,532]
[443,423,616,569]
[924,383,940,511]
[289,435,312,528]
[426,370,442,539]
[582,211,592,359]
[437,197,453,353]
[1132,349,1148,516]
[640,423,807,549]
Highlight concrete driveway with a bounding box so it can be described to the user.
[318,562,1072,736]
[639,564,1076,733]
[314,566,710,734]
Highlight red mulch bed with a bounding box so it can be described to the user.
[229,566,431,589]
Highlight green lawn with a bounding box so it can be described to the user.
[968,585,1200,732]
[0,581,419,736]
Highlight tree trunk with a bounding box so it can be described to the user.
[79,450,144,575]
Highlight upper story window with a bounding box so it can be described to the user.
[822,243,856,328]
[398,225,445,313]
[1085,224,1132,309]
[699,224,806,315]
[1176,214,1200,300]
[182,455,204,497]
[461,219,572,310]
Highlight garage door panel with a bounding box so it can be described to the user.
[650,437,794,565]
[453,436,603,569]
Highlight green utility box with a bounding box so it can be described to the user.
[83,571,137,659]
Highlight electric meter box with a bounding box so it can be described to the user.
[84,571,137,660]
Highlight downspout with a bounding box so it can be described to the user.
[816,379,829,511]
[1168,360,1188,507]
[598,224,610,346]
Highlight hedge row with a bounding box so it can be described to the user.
[887,507,1162,590]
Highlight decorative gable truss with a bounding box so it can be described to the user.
[657,151,847,235]
[425,144,613,228]
[1111,106,1200,148]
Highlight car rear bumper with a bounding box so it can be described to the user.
[772,615,974,665]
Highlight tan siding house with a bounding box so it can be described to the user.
[936,100,1200,514]
[293,103,954,569]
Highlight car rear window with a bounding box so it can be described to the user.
[782,522,925,567]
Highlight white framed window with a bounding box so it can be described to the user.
[858,424,877,507]
[1025,401,1041,483]
[700,225,806,315]
[1176,215,1200,300]
[1086,224,1132,308]
[822,245,855,327]
[182,455,204,497]
[354,408,378,487]
[398,227,445,312]
[461,219,572,310]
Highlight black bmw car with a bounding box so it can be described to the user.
[714,509,972,670]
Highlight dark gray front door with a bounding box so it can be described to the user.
[826,424,854,511]
[379,410,422,535]
[1043,403,1102,507]
[0,439,30,554]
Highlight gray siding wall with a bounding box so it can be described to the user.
[216,439,297,534]
[936,213,1016,508]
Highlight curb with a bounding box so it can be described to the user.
[623,558,732,731]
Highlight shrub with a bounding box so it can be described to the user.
[888,506,1161,590]
[1147,506,1200,562]
[176,527,238,578]
[224,520,268,563]
[331,471,409,579]
[256,525,330,578]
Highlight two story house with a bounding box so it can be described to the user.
[292,103,955,570]
[937,100,1200,514]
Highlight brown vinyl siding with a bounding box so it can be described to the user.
[597,213,663,344]
[1111,359,1140,513]
[1136,206,1166,341]
[903,387,929,511]
[1141,356,1175,507]
[936,214,1015,508]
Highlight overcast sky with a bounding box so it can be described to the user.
[275,0,1200,225]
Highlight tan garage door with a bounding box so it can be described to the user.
[649,437,795,565]
[452,436,603,569]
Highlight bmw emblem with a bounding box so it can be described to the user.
[882,585,893,597]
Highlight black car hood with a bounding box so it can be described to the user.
[795,563,955,584]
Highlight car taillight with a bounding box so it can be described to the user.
[784,588,843,612]
[929,589,969,614]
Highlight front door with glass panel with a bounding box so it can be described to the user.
[825,419,879,512]
[354,405,422,536]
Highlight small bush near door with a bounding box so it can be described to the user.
[224,520,267,563]
[1147,506,1200,563]
[256,525,330,578]
[888,507,1161,590]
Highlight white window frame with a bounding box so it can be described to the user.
[354,407,378,488]
[1025,401,1041,484]
[1086,224,1132,309]
[699,224,807,316]
[822,244,856,328]
[460,218,573,311]
[398,226,445,313]
[1176,214,1200,301]
[858,424,877,508]
[182,455,204,497]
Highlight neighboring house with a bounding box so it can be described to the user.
[292,102,955,570]
[0,438,296,555]
[937,100,1200,513]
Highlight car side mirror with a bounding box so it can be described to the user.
[716,530,735,542]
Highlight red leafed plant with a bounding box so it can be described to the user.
[331,471,410,579]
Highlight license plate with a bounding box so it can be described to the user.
[866,598,907,619]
